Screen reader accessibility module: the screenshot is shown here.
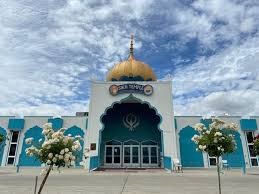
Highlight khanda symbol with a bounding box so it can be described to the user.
[123,113,140,131]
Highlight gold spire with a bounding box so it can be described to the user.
[129,34,134,59]
[106,34,157,81]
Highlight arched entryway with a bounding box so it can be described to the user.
[179,126,204,167]
[100,97,162,168]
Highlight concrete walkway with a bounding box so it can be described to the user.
[0,167,259,194]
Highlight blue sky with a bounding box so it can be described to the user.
[0,0,258,116]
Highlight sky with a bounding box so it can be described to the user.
[0,0,258,117]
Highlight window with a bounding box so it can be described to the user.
[208,156,217,166]
[6,131,20,165]
[245,132,259,167]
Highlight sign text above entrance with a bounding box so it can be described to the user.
[109,84,153,96]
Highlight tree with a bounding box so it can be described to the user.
[192,118,238,194]
[25,123,83,194]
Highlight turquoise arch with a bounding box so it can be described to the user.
[19,126,44,166]
[64,125,85,166]
[179,126,204,167]
[95,94,165,170]
[200,119,212,129]
[48,118,63,131]
[222,130,245,167]
[0,127,7,165]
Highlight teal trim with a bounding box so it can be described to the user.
[86,118,88,129]
[179,126,204,167]
[89,156,99,170]
[19,126,44,166]
[64,126,85,166]
[0,127,7,165]
[200,119,212,129]
[164,156,172,170]
[174,118,177,130]
[48,118,63,131]
[222,130,245,167]
[240,119,257,131]
[8,119,24,131]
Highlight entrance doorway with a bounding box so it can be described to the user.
[100,101,162,168]
[104,140,159,168]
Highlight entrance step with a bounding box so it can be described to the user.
[94,168,166,173]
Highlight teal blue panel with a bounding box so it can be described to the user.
[179,126,204,167]
[19,126,44,166]
[48,118,63,131]
[223,130,245,167]
[164,156,172,170]
[200,119,212,129]
[100,103,162,166]
[0,127,7,165]
[64,126,85,166]
[240,119,257,131]
[8,119,24,131]
[90,156,99,170]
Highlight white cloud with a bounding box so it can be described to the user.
[172,33,259,116]
[0,0,154,116]
[0,0,258,117]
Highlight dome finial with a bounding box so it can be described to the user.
[129,34,134,59]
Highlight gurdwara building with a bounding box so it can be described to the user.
[0,37,258,170]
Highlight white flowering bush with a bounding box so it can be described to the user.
[25,123,83,194]
[192,119,237,157]
[192,118,238,194]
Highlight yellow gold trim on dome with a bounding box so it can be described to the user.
[106,36,157,81]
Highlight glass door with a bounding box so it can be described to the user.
[132,146,140,166]
[142,146,150,166]
[104,145,121,167]
[113,146,121,165]
[123,145,140,167]
[141,145,158,167]
[6,131,20,165]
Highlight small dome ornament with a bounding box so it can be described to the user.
[106,35,157,81]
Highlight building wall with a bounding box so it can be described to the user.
[0,113,258,168]
[175,116,259,168]
[0,116,87,167]
[86,81,176,170]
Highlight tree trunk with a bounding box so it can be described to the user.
[38,165,52,194]
[216,156,222,194]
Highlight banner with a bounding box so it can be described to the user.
[109,84,153,96]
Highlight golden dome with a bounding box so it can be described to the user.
[106,35,157,81]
